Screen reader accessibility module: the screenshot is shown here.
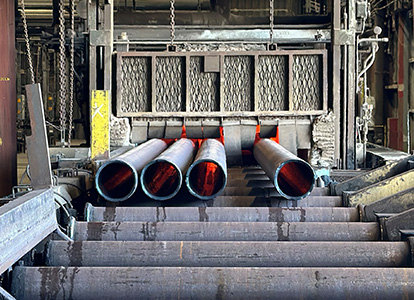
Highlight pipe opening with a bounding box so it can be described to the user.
[142,161,181,199]
[97,162,136,201]
[277,161,314,198]
[188,161,226,198]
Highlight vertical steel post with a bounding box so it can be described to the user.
[346,0,357,169]
[332,0,341,168]
[0,0,17,197]
[397,15,409,152]
[88,0,113,160]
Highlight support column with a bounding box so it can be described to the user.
[0,0,17,197]
[332,0,341,168]
[88,0,113,160]
[346,0,357,169]
[397,14,409,152]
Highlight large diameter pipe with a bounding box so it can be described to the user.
[253,139,315,200]
[186,139,227,200]
[95,139,168,202]
[141,138,196,200]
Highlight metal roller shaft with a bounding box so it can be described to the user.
[71,221,379,241]
[84,204,359,222]
[186,139,227,200]
[212,195,342,207]
[254,139,316,200]
[46,241,410,267]
[12,267,414,300]
[95,139,168,202]
[141,139,196,200]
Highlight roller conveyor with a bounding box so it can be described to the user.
[9,166,414,299]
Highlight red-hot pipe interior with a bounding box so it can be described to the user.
[99,163,135,199]
[277,162,314,197]
[143,162,180,197]
[189,161,225,197]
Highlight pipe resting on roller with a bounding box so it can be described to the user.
[141,138,196,200]
[254,139,315,200]
[186,139,227,200]
[95,139,168,202]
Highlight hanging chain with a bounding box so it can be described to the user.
[19,0,35,85]
[68,0,75,147]
[170,0,176,46]
[58,0,67,145]
[269,0,274,44]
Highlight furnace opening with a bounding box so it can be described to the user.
[96,161,136,201]
[141,161,181,200]
[187,161,226,198]
[276,161,314,198]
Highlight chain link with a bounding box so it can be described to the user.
[19,0,35,85]
[58,0,67,145]
[68,0,75,147]
[269,0,274,44]
[170,0,175,46]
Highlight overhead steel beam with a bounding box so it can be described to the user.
[12,267,414,300]
[114,26,331,44]
[0,189,56,275]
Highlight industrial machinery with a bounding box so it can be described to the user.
[1,0,414,299]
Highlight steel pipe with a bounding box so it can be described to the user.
[12,267,414,300]
[254,139,315,200]
[71,221,379,241]
[95,139,168,202]
[211,195,342,207]
[141,139,196,200]
[46,241,409,267]
[185,139,227,200]
[84,204,359,222]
